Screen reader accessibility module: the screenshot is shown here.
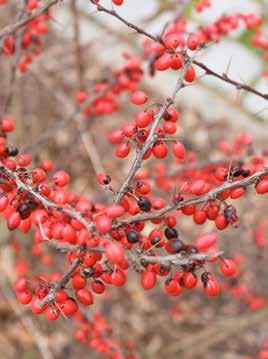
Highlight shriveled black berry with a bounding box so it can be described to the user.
[164,227,178,239]
[170,239,184,253]
[182,263,196,272]
[173,193,184,203]
[185,245,198,254]
[241,169,250,177]
[159,265,170,275]
[201,271,210,284]
[230,165,242,177]
[140,258,149,267]
[17,203,32,219]
[103,175,111,185]
[151,236,161,245]
[28,200,37,209]
[138,196,152,212]
[6,146,19,157]
[165,278,173,285]
[126,230,139,243]
[82,267,95,277]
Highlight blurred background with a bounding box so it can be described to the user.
[0,0,267,358]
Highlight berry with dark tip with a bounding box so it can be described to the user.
[164,227,178,239]
[126,230,139,243]
[170,239,184,253]
[138,196,152,212]
[6,146,19,157]
[151,236,161,245]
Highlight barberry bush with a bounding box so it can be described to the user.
[0,0,267,358]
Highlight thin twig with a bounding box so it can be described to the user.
[39,257,83,307]
[1,165,95,232]
[194,60,268,100]
[115,55,195,203]
[0,0,63,40]
[90,0,268,101]
[114,168,268,227]
[140,251,223,265]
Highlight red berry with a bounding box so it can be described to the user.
[0,196,9,212]
[2,115,15,132]
[230,187,245,199]
[76,90,87,103]
[187,33,200,51]
[164,279,183,296]
[14,278,28,292]
[215,167,228,181]
[163,121,177,134]
[97,172,111,185]
[152,141,168,158]
[45,306,60,321]
[203,275,220,296]
[76,289,94,305]
[170,54,183,70]
[92,280,105,294]
[135,110,153,128]
[105,242,125,265]
[53,170,70,187]
[96,215,112,233]
[141,270,157,290]
[181,272,198,289]
[154,53,172,71]
[215,214,228,230]
[60,299,78,317]
[41,159,54,172]
[112,0,123,5]
[115,142,130,158]
[195,232,217,250]
[172,141,186,159]
[17,289,33,304]
[27,0,38,12]
[136,180,151,195]
[219,259,237,277]
[184,65,196,82]
[111,269,126,286]
[108,129,124,143]
[256,180,268,194]
[106,205,125,219]
[131,91,148,105]
[193,210,207,224]
[31,296,46,314]
[72,274,87,290]
[7,212,21,230]
[164,33,181,49]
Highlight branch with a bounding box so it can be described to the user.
[0,0,63,41]
[90,0,159,43]
[90,0,268,101]
[38,219,103,253]
[39,246,220,307]
[165,157,241,177]
[194,60,268,101]
[115,56,195,203]
[44,239,104,253]
[114,167,268,227]
[1,166,94,232]
[39,257,82,307]
[140,251,223,266]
